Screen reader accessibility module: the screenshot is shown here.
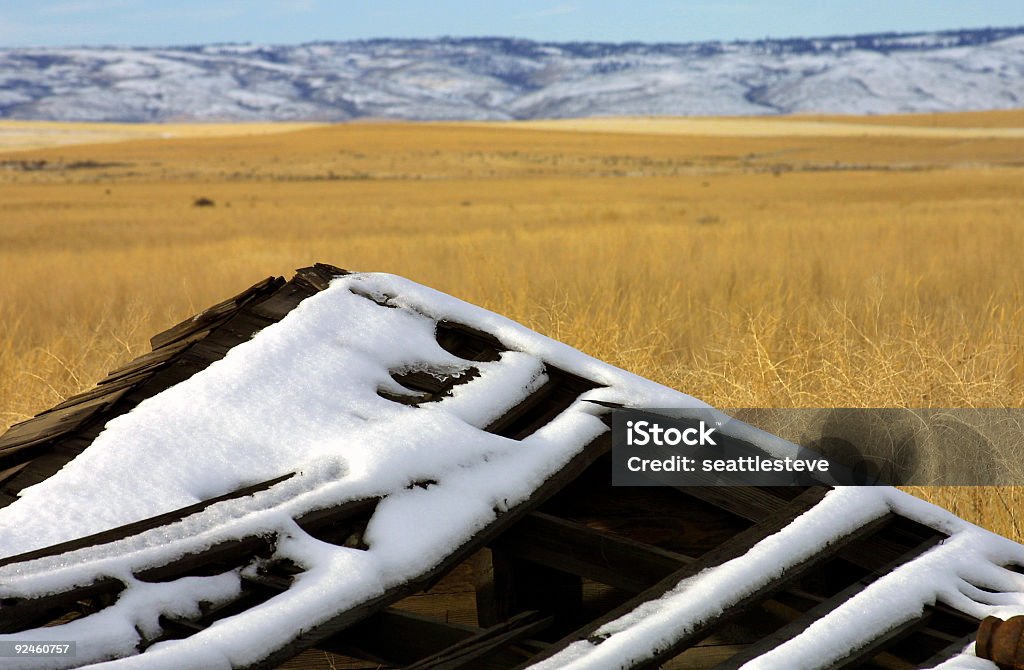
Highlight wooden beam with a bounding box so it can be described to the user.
[0,473,297,568]
[317,609,483,666]
[163,567,535,670]
[675,486,789,522]
[405,610,552,670]
[474,548,582,639]
[490,511,691,593]
[0,577,125,634]
[679,486,949,576]
[710,536,942,669]
[0,493,379,636]
[829,612,934,670]
[916,631,975,668]
[485,368,597,440]
[514,488,895,669]
[320,608,546,670]
[243,431,613,670]
[149,275,284,350]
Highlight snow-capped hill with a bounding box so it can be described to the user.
[1,26,1022,122]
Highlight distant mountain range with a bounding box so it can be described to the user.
[1,27,1023,122]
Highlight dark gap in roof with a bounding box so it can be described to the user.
[0,577,126,634]
[578,579,635,623]
[136,535,278,584]
[323,557,548,667]
[377,316,601,440]
[146,560,298,650]
[542,453,754,558]
[348,286,400,309]
[486,366,599,441]
[298,499,377,550]
[379,365,482,405]
[435,321,505,363]
[867,606,979,667]
[391,559,480,628]
[664,514,954,670]
[293,497,381,553]
[133,500,382,648]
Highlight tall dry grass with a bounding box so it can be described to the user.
[1,117,1023,538]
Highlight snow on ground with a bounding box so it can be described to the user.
[2,30,1024,121]
[0,272,1019,669]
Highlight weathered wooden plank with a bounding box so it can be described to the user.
[150,275,283,350]
[0,473,297,567]
[474,548,582,638]
[134,496,382,584]
[680,487,947,575]
[50,369,158,411]
[293,263,350,292]
[514,487,881,669]
[490,511,692,593]
[0,388,129,457]
[916,632,974,669]
[667,645,751,670]
[98,334,199,386]
[0,577,125,633]
[243,431,612,670]
[201,311,277,350]
[147,544,540,670]
[0,461,30,487]
[676,486,790,522]
[248,281,320,321]
[319,609,480,664]
[829,612,934,670]
[405,610,552,670]
[148,577,291,649]
[321,608,540,670]
[231,571,531,670]
[543,470,750,560]
[1,444,94,493]
[292,497,380,537]
[119,351,211,398]
[1,433,100,502]
[486,368,598,440]
[710,535,943,670]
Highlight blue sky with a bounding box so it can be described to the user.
[2,1,1023,48]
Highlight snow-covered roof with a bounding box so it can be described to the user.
[0,264,1020,670]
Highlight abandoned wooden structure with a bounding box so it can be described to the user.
[0,264,1015,670]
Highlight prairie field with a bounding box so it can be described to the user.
[1,113,1024,540]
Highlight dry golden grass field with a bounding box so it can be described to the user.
[1,112,1024,545]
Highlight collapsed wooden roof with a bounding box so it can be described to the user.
[0,264,1018,670]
